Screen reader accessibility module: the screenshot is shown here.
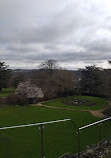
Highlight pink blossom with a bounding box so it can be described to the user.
[15,81,44,98]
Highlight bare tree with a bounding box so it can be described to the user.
[32,59,75,99]
[108,60,111,64]
[39,59,58,70]
[39,59,58,75]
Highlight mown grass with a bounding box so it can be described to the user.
[0,105,110,158]
[43,96,108,111]
[0,94,110,158]
[0,87,15,97]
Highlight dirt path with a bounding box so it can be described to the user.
[32,102,108,118]
[90,107,108,118]
[35,103,82,111]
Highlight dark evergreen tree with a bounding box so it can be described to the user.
[0,62,11,91]
[79,65,103,95]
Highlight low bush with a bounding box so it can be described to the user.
[0,97,8,107]
[0,94,41,106]
[103,107,111,117]
[7,94,28,106]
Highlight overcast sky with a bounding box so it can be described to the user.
[0,0,111,69]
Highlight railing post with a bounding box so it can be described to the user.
[78,129,80,158]
[98,123,102,147]
[39,125,45,158]
[0,119,70,158]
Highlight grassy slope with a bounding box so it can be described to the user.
[0,87,15,97]
[43,96,107,111]
[0,92,110,158]
[0,106,110,158]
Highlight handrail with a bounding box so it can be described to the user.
[79,117,111,130]
[0,119,70,130]
[0,118,70,130]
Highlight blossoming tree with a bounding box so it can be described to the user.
[15,81,44,103]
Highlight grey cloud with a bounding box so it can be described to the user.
[84,38,111,52]
[0,0,111,69]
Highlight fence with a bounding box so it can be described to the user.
[77,117,111,158]
[0,118,71,158]
[0,117,111,158]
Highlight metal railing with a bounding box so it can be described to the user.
[0,118,70,158]
[77,117,111,158]
[79,117,111,130]
[0,119,70,130]
[0,117,111,158]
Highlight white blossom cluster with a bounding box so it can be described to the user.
[15,81,44,99]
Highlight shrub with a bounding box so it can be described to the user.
[0,97,8,107]
[103,107,111,117]
[7,94,28,106]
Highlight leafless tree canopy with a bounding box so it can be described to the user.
[39,59,58,70]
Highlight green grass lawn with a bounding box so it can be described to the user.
[0,104,110,158]
[0,87,15,97]
[43,96,108,111]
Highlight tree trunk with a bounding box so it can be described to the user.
[29,98,33,104]
[109,100,111,107]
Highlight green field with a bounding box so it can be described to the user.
[43,96,107,111]
[0,92,110,158]
[0,88,15,97]
[0,105,110,158]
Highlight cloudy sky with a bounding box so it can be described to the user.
[0,0,111,69]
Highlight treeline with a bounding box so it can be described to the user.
[79,65,111,99]
[10,60,75,99]
[0,60,111,101]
